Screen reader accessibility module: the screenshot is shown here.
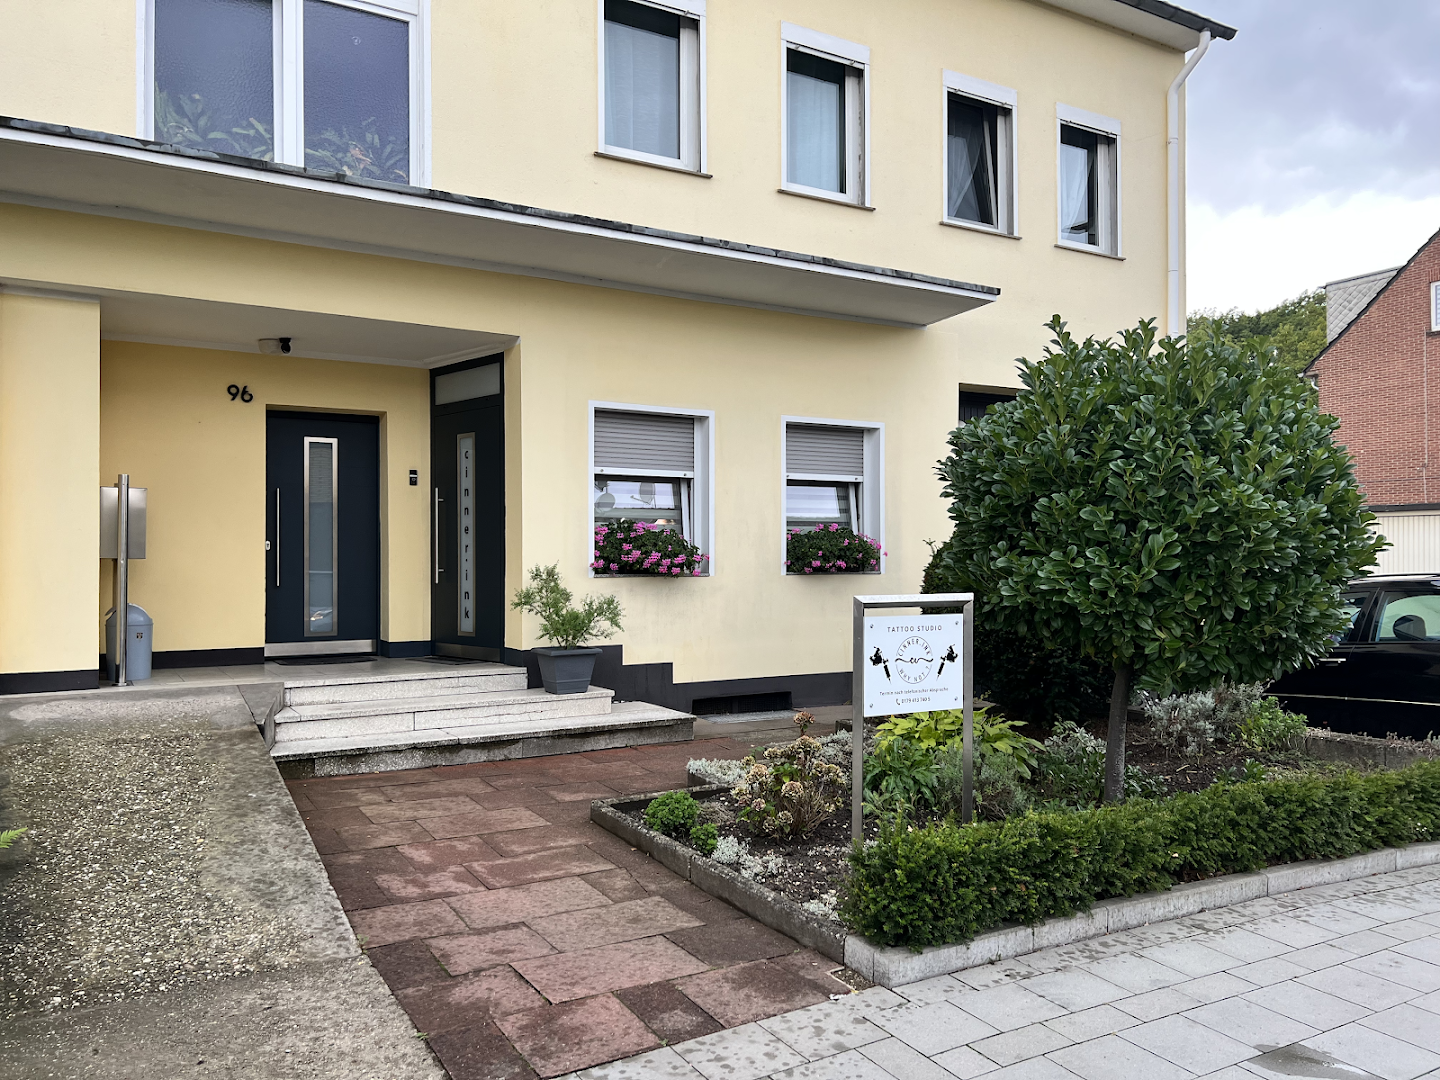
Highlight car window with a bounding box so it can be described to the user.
[1336,592,1368,642]
[1374,591,1440,642]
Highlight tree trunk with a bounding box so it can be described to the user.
[1103,663,1133,804]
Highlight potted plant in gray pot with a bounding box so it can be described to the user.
[512,564,624,694]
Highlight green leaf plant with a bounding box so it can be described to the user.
[936,317,1383,802]
[511,564,623,651]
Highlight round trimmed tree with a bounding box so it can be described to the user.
[937,317,1382,801]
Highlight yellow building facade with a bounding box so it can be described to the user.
[0,0,1231,703]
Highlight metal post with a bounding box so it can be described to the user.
[961,599,975,824]
[114,473,130,687]
[851,596,866,843]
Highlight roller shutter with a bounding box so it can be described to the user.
[785,423,864,478]
[594,410,696,474]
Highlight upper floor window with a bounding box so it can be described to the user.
[1431,282,1440,333]
[601,0,703,172]
[944,72,1016,235]
[1056,105,1121,256]
[781,24,868,206]
[149,0,426,185]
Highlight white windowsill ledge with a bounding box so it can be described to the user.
[942,218,1021,239]
[594,150,711,178]
[1054,241,1125,261]
[778,186,875,211]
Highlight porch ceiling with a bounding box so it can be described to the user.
[0,120,999,330]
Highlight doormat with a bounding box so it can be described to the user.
[269,654,377,666]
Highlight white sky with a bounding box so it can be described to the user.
[1185,1,1440,313]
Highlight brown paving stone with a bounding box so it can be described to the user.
[486,824,606,857]
[585,841,685,889]
[334,820,434,850]
[675,958,831,1027]
[527,801,594,826]
[306,826,345,855]
[582,868,651,903]
[513,935,709,1003]
[350,899,468,948]
[306,787,393,808]
[615,981,724,1043]
[420,806,550,840]
[288,789,317,811]
[322,847,414,873]
[428,1022,538,1080]
[540,783,619,803]
[446,876,611,930]
[647,882,747,924]
[366,940,452,991]
[466,847,614,889]
[530,896,702,952]
[360,795,482,824]
[497,994,660,1079]
[380,777,497,800]
[326,866,392,911]
[775,948,850,993]
[665,919,797,966]
[374,866,486,903]
[472,787,559,810]
[397,835,502,872]
[302,806,377,830]
[396,967,546,1034]
[426,926,557,974]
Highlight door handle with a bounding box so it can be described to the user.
[434,487,444,584]
[274,488,281,588]
[1317,657,1347,666]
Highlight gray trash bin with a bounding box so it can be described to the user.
[105,604,153,683]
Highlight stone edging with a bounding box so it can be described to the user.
[589,788,846,964]
[591,788,1440,989]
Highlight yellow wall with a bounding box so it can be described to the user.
[98,342,430,653]
[0,291,100,676]
[0,0,135,136]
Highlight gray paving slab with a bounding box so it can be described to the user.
[871,1000,998,1055]
[955,982,1070,1032]
[1305,1023,1440,1080]
[1023,968,1131,1011]
[757,998,889,1059]
[1170,972,1257,1005]
[969,1022,1074,1066]
[1358,1002,1440,1053]
[857,1037,963,1080]
[1047,1033,1194,1080]
[767,1047,897,1080]
[1241,980,1371,1029]
[570,1046,708,1079]
[1295,965,1420,1010]
[1119,1014,1256,1073]
[1042,1004,1142,1042]
[674,1023,808,1080]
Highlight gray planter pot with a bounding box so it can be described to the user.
[534,647,602,695]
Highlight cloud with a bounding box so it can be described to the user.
[1187,0,1440,214]
[1188,192,1440,312]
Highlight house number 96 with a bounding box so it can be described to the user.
[227,384,254,402]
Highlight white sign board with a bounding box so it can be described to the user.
[862,614,965,717]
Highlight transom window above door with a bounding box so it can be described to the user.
[147,0,426,185]
[600,0,704,172]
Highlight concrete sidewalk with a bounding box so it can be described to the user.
[0,684,442,1080]
[572,863,1440,1080]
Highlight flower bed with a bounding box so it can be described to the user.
[785,524,882,574]
[592,519,708,576]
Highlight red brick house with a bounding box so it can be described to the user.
[1309,228,1440,572]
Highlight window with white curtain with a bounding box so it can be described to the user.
[1056,106,1121,256]
[601,0,702,171]
[148,0,425,185]
[782,419,883,571]
[943,73,1016,234]
[782,24,867,205]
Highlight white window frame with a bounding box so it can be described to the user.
[1055,103,1122,258]
[596,0,706,174]
[589,401,715,577]
[780,416,883,575]
[1431,282,1440,333]
[942,70,1018,237]
[139,0,431,187]
[780,23,870,208]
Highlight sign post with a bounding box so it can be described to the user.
[851,593,974,841]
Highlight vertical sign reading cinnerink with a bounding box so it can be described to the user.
[862,614,965,717]
[458,433,475,635]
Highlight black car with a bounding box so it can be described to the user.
[1271,574,1440,741]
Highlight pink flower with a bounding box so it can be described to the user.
[610,562,619,571]
[811,559,821,567]
[837,560,847,568]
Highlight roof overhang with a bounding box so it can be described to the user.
[0,119,999,330]
[1038,0,1235,50]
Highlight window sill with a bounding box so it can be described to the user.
[785,570,882,577]
[591,572,710,579]
[595,150,711,178]
[1054,241,1125,261]
[778,186,874,211]
[942,218,1020,239]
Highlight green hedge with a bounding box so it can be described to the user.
[841,761,1440,949]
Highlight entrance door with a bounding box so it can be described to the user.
[431,357,504,658]
[266,411,380,654]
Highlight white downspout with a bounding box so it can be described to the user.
[1167,29,1212,338]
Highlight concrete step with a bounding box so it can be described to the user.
[281,662,528,707]
[272,685,614,744]
[270,700,693,774]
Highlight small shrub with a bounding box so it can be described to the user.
[511,564,623,649]
[876,709,965,749]
[592,519,709,577]
[1139,682,1268,755]
[1239,698,1308,751]
[731,716,846,839]
[786,524,883,574]
[843,759,1440,949]
[689,822,719,856]
[863,737,939,814]
[1036,722,1164,808]
[644,790,700,839]
[687,757,747,786]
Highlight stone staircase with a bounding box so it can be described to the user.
[268,661,693,777]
